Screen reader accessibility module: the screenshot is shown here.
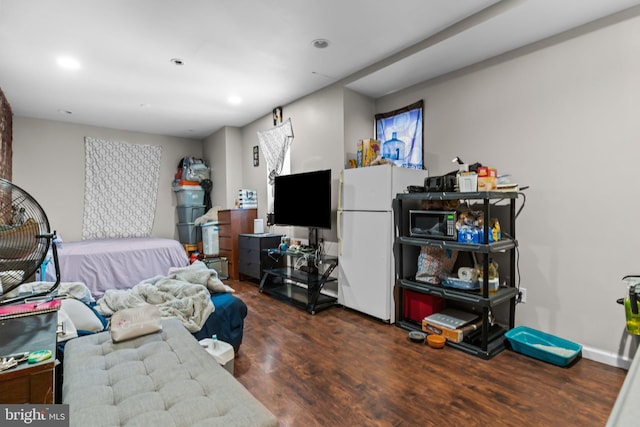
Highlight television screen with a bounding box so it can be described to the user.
[273,169,331,229]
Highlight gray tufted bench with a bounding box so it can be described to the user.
[62,318,278,427]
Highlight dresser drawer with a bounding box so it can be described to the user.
[219,248,233,259]
[239,247,261,262]
[217,224,231,238]
[239,261,261,279]
[238,235,261,251]
[219,236,233,251]
[217,210,231,223]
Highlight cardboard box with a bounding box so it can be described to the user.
[356,140,363,167]
[477,176,497,191]
[422,319,464,342]
[477,167,497,178]
[361,139,380,167]
[238,188,257,208]
[421,318,483,343]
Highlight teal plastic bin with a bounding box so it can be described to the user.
[504,326,582,367]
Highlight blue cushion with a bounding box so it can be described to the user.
[192,293,247,351]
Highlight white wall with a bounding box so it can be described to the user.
[344,88,375,165]
[12,117,202,242]
[239,84,345,245]
[202,126,245,210]
[224,127,244,210]
[376,13,640,367]
[202,127,227,210]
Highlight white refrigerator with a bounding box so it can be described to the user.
[338,164,428,322]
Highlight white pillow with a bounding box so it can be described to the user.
[57,309,78,342]
[60,298,105,333]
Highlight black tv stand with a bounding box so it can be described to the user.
[259,248,338,314]
[308,227,319,249]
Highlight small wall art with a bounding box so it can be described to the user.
[272,106,283,126]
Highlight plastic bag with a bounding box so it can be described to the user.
[415,246,458,284]
[180,157,210,182]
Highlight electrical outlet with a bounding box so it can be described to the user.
[518,288,527,303]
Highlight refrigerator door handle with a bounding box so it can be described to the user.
[337,209,342,256]
[338,170,343,256]
[338,169,343,212]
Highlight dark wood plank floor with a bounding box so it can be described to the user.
[229,280,626,427]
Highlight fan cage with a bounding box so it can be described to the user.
[0,178,51,298]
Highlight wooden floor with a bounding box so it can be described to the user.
[229,280,626,427]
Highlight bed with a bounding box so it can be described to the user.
[44,237,190,298]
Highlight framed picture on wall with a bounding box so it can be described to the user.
[273,106,283,126]
[375,100,423,170]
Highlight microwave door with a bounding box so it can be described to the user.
[410,211,456,240]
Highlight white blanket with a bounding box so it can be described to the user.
[96,261,233,332]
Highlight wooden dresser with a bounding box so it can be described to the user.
[217,209,257,280]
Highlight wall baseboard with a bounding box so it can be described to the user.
[582,345,631,370]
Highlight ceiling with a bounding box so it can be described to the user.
[1,0,639,140]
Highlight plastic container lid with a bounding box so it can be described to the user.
[173,185,203,191]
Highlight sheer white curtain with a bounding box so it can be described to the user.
[257,118,294,212]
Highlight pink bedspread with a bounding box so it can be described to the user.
[45,237,189,298]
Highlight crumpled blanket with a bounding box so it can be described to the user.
[96,261,233,333]
[194,206,221,226]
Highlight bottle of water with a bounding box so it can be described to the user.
[382,132,405,166]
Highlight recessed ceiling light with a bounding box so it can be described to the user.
[170,58,184,66]
[227,96,242,105]
[311,39,330,49]
[57,56,81,70]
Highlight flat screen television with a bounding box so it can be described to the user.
[273,169,331,229]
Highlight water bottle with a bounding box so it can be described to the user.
[382,132,405,167]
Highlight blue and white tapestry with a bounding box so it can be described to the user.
[83,137,162,239]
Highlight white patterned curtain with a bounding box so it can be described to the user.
[83,137,162,239]
[257,118,294,212]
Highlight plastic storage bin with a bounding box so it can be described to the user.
[403,290,444,323]
[504,326,582,367]
[177,223,202,244]
[177,205,206,223]
[173,185,205,206]
[201,222,219,255]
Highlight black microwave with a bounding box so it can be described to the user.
[409,210,457,240]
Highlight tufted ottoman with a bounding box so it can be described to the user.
[62,318,278,427]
